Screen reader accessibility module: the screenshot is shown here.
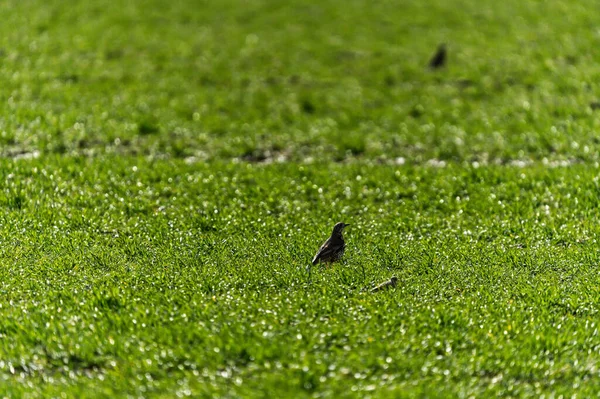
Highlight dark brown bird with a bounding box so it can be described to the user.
[428,43,447,69]
[311,222,349,265]
[371,276,398,293]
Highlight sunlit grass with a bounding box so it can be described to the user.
[0,0,598,397]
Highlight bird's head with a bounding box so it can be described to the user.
[332,222,349,236]
[390,276,399,285]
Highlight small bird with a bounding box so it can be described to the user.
[428,43,447,69]
[311,222,349,266]
[371,276,399,293]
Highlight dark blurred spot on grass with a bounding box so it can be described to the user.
[105,49,124,60]
[301,99,315,114]
[138,121,160,135]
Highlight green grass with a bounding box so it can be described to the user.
[1,0,600,397]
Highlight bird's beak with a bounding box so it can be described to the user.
[344,223,350,227]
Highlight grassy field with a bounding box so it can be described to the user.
[1,0,600,397]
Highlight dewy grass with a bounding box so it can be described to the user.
[0,158,598,397]
[0,0,599,397]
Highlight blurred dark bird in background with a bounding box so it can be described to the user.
[428,43,447,69]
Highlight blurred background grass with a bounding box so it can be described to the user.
[1,0,598,163]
